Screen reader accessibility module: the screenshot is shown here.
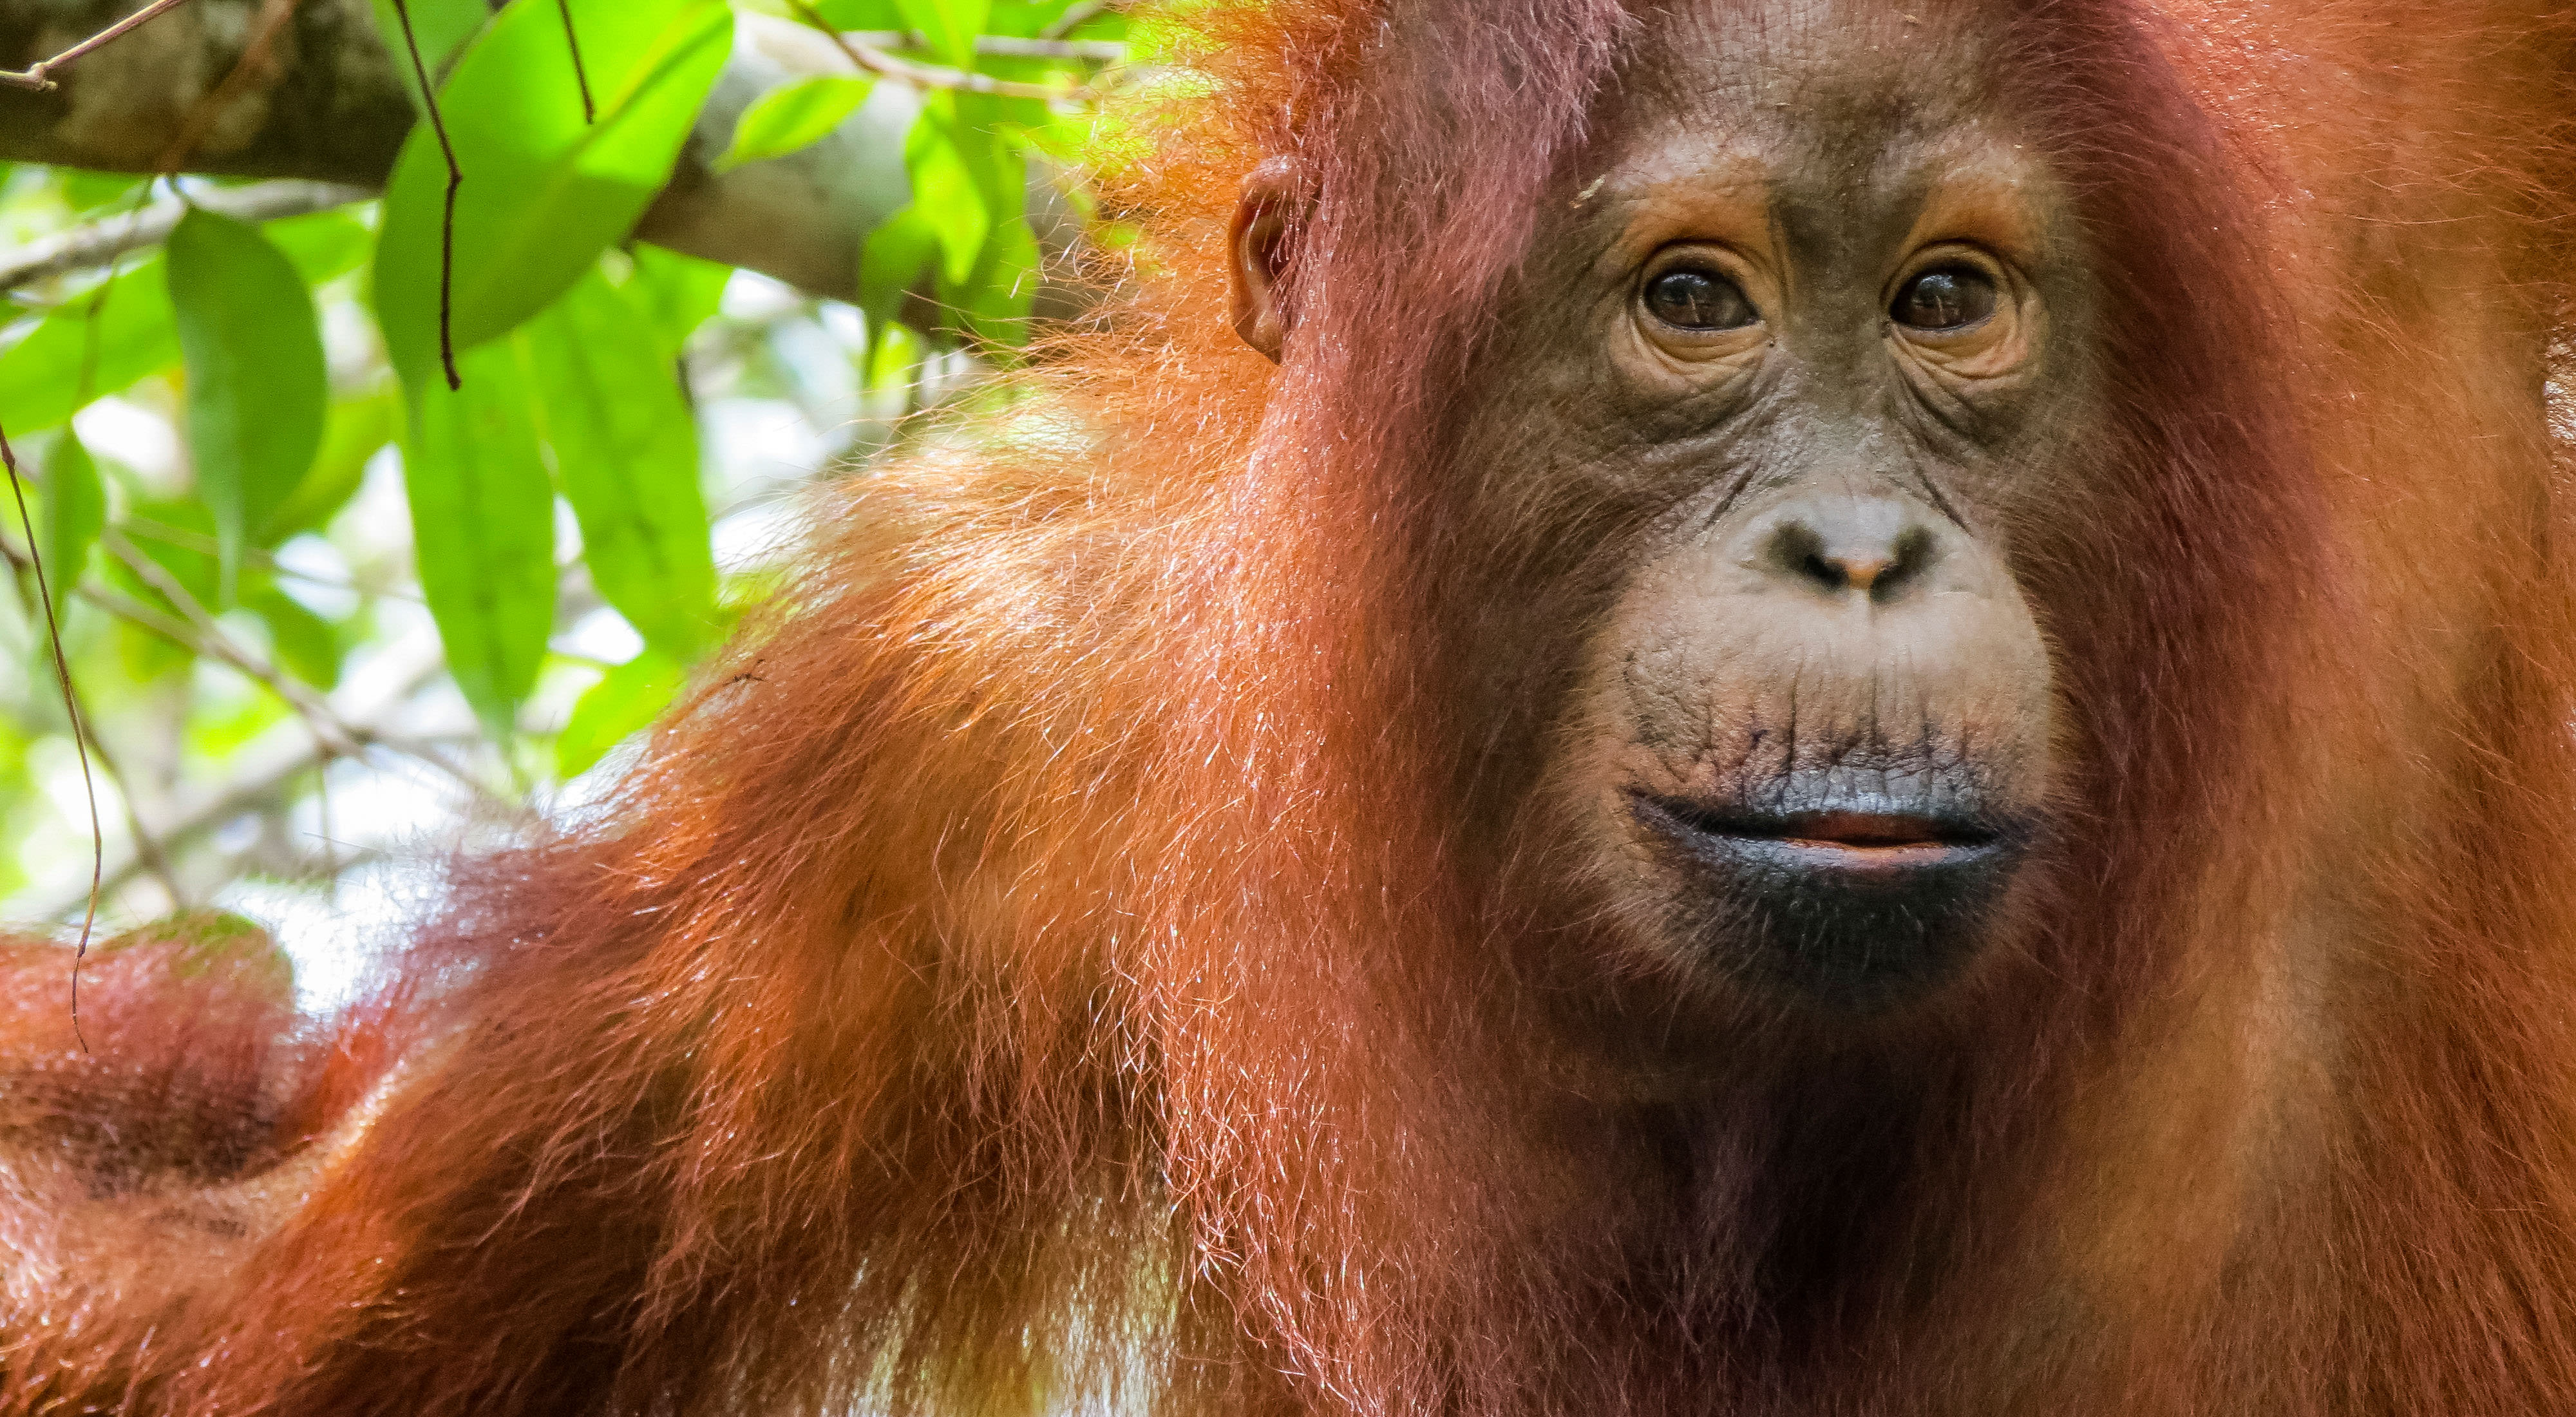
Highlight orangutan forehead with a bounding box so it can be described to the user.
[1620,0,2014,146]
[1571,119,2059,278]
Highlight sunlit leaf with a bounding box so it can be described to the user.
[37,431,103,617]
[167,208,328,602]
[717,75,876,172]
[374,0,734,385]
[267,208,377,286]
[905,114,990,286]
[0,256,178,432]
[896,0,990,68]
[56,169,146,212]
[404,338,556,740]
[867,319,921,388]
[184,680,298,760]
[555,648,684,778]
[525,268,716,660]
[811,0,905,26]
[940,213,1039,349]
[364,0,491,110]
[0,203,363,442]
[858,204,938,334]
[623,245,732,357]
[987,0,1094,37]
[952,93,1029,207]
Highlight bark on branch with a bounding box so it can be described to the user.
[0,0,1058,305]
[0,176,365,291]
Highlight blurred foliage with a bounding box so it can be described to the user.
[0,0,1130,970]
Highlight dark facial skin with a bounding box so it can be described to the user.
[1235,5,2100,1013]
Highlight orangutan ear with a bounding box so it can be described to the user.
[1230,157,1306,363]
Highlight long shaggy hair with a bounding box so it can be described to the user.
[10,1,2576,1414]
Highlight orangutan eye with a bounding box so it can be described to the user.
[1891,266,1999,330]
[1644,268,1757,331]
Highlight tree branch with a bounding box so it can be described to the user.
[0,0,192,90]
[782,0,1099,103]
[0,177,366,292]
[845,32,1126,61]
[0,0,1057,305]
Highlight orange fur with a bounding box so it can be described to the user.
[6,1,2576,1412]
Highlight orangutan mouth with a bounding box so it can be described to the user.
[1662,804,2005,871]
[1630,790,2031,1007]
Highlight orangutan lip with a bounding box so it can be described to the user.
[1631,795,2007,875]
[1625,786,2032,1005]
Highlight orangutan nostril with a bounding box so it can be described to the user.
[1764,507,1942,602]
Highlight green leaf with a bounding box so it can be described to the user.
[623,245,732,357]
[895,0,989,68]
[167,208,328,602]
[365,0,491,110]
[960,93,1033,212]
[905,112,991,286]
[983,1,1077,37]
[716,75,875,172]
[0,256,179,432]
[867,319,921,389]
[524,268,716,660]
[245,584,343,689]
[374,0,734,385]
[403,338,556,741]
[263,388,400,544]
[940,213,1039,348]
[992,0,1124,38]
[858,204,938,332]
[267,209,377,286]
[810,0,904,26]
[56,169,147,212]
[555,649,684,777]
[36,432,104,618]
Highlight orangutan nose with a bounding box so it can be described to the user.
[1752,495,1947,603]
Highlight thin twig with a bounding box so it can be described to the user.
[121,515,424,605]
[553,0,594,123]
[784,0,1099,102]
[843,32,1124,61]
[103,531,366,750]
[0,181,370,295]
[0,424,101,1051]
[0,0,200,91]
[101,533,356,751]
[23,631,464,921]
[54,674,186,906]
[75,576,475,788]
[385,0,463,390]
[95,530,491,801]
[156,0,305,173]
[2,174,158,1049]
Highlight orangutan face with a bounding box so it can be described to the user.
[1397,6,2088,1011]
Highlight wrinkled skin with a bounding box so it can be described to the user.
[1242,9,2074,1009]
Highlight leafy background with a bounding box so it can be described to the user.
[0,0,1131,1006]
